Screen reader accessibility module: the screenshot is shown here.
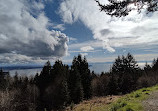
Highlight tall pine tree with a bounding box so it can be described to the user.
[111,53,139,94]
[68,64,83,103]
[71,55,92,99]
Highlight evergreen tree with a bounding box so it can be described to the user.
[68,65,83,103]
[34,61,52,111]
[144,62,152,74]
[71,55,92,99]
[35,60,70,111]
[111,53,139,94]
[13,72,19,88]
[107,73,118,95]
[47,60,69,110]
[0,69,8,90]
[35,60,51,93]
[152,58,158,71]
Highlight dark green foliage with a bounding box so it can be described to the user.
[111,53,139,94]
[107,73,118,95]
[0,69,9,90]
[135,93,140,98]
[152,58,158,71]
[46,60,70,110]
[144,62,152,74]
[126,108,134,111]
[34,60,70,111]
[35,61,51,92]
[68,65,83,103]
[95,0,158,17]
[110,102,127,111]
[71,55,92,99]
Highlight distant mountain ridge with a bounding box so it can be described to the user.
[0,65,43,70]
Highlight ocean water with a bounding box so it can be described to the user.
[7,63,111,76]
[89,63,112,74]
[6,62,147,76]
[9,68,42,76]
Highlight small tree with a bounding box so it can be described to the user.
[144,62,152,74]
[0,69,8,90]
[152,58,158,71]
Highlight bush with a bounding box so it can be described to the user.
[135,93,140,98]
[126,107,134,111]
[0,84,38,111]
[110,102,127,111]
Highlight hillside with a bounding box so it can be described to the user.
[65,95,122,111]
[66,85,158,111]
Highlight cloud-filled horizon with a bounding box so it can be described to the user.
[59,0,158,52]
[0,0,158,65]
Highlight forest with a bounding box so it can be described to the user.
[0,53,158,111]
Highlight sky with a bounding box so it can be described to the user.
[0,0,158,66]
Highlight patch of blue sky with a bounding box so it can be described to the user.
[43,1,94,44]
[44,0,62,24]
[63,21,94,43]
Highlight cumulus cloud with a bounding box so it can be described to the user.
[80,46,94,52]
[0,0,68,63]
[59,0,158,52]
[80,53,88,57]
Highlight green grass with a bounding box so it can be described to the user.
[65,84,158,111]
[108,84,158,111]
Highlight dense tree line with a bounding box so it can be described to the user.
[92,53,158,96]
[0,53,158,111]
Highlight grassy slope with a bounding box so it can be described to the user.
[65,96,121,111]
[109,85,158,111]
[66,85,158,111]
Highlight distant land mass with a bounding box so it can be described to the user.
[0,61,149,76]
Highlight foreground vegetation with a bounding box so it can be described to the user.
[65,96,121,111]
[66,84,158,111]
[109,84,158,111]
[0,53,158,111]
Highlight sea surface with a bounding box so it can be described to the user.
[1,63,111,76]
[2,62,147,76]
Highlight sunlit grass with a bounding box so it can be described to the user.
[65,96,120,111]
[108,84,158,111]
[66,84,158,111]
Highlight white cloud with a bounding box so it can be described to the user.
[80,46,94,52]
[52,24,65,31]
[69,40,102,50]
[86,53,158,63]
[59,0,158,52]
[80,53,88,57]
[134,54,158,62]
[0,0,68,63]
[69,37,77,41]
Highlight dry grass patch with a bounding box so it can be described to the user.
[65,96,121,111]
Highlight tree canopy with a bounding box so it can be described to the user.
[95,0,158,17]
